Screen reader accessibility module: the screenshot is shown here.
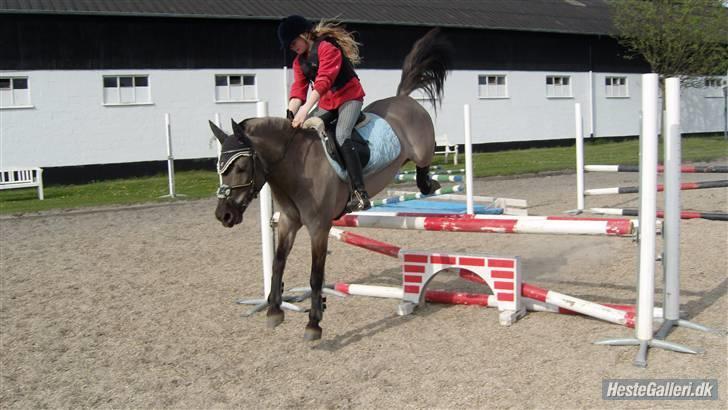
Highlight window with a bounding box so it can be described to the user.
[605,76,628,98]
[103,75,151,105]
[478,75,508,98]
[0,76,32,108]
[215,74,257,102]
[546,75,572,98]
[705,77,725,98]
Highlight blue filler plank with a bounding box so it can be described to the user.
[370,199,503,215]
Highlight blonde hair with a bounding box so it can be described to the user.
[311,19,362,65]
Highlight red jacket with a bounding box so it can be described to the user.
[290,41,365,111]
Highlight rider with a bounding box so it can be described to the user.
[277,15,371,211]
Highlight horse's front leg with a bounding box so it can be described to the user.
[304,227,329,341]
[267,215,301,328]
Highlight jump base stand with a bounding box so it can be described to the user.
[396,249,526,326]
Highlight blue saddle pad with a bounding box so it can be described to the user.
[371,200,504,215]
[323,113,401,181]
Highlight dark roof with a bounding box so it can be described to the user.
[0,0,615,35]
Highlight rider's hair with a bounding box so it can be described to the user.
[310,19,362,65]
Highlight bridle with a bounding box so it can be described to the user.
[216,148,262,211]
[216,128,296,210]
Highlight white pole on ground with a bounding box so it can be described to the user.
[257,101,274,299]
[164,113,176,198]
[595,74,701,367]
[655,77,720,339]
[575,103,585,211]
[464,104,474,215]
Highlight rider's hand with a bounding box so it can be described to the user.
[286,109,295,121]
[292,109,307,128]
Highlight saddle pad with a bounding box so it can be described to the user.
[323,113,401,181]
[370,200,503,215]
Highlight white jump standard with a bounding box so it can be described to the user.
[594,75,706,367]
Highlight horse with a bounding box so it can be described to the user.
[209,28,451,340]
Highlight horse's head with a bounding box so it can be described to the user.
[209,119,266,228]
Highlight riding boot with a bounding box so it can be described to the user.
[340,140,371,211]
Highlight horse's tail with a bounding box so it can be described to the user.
[396,28,451,110]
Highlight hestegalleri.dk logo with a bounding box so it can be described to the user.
[603,379,718,400]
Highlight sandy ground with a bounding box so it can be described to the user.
[1,166,726,409]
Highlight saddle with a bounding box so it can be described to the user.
[315,110,371,169]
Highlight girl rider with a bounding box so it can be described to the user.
[277,15,371,211]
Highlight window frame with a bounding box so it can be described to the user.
[0,75,33,109]
[605,76,629,98]
[704,77,725,98]
[214,74,258,103]
[477,74,509,99]
[102,74,153,106]
[545,75,573,99]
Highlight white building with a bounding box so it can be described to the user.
[1,1,725,178]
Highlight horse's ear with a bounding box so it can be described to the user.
[231,119,253,146]
[208,121,228,144]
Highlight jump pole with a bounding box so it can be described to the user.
[595,74,699,368]
[160,113,177,198]
[464,104,474,215]
[575,103,585,211]
[584,180,728,195]
[214,113,223,185]
[587,208,728,221]
[334,213,635,236]
[330,283,665,323]
[585,164,728,173]
[371,184,464,207]
[394,174,464,182]
[257,102,274,299]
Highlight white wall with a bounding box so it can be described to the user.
[0,69,287,168]
[1,69,725,169]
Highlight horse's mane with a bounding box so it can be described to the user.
[246,117,320,143]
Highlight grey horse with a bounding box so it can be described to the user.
[209,28,451,340]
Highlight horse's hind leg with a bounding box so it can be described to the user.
[304,227,329,341]
[416,166,441,195]
[267,216,301,328]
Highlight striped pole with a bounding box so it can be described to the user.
[371,184,464,207]
[334,213,634,236]
[331,283,664,324]
[588,208,728,221]
[394,174,464,183]
[329,227,401,258]
[397,169,466,175]
[585,164,728,173]
[521,283,634,327]
[584,180,728,195]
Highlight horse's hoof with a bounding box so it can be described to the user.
[427,180,441,194]
[303,326,322,341]
[266,312,284,328]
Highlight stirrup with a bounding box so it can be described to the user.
[347,190,371,212]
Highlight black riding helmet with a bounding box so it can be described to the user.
[277,15,314,49]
